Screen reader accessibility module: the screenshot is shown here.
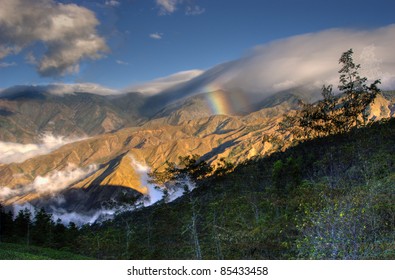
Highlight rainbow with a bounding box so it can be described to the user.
[202,84,251,115]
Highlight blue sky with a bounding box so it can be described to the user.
[1,0,395,90]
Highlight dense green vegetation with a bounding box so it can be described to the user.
[0,243,90,260]
[1,118,394,259]
[0,205,87,259]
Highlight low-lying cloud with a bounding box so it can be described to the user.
[5,159,194,226]
[0,0,108,77]
[11,202,116,226]
[0,133,86,164]
[128,69,203,95]
[43,83,119,96]
[0,164,97,202]
[130,157,195,206]
[0,83,119,97]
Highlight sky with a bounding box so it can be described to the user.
[1,0,395,91]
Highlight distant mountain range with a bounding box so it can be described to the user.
[1,83,394,218]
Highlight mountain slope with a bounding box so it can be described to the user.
[1,92,394,212]
[75,118,395,259]
[0,90,146,143]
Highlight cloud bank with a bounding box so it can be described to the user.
[3,158,194,226]
[44,83,119,96]
[11,203,117,226]
[0,133,86,164]
[128,69,203,95]
[0,83,120,97]
[157,25,395,108]
[0,0,108,77]
[223,25,395,94]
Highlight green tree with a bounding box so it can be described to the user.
[338,49,381,129]
[14,208,32,245]
[52,219,67,248]
[0,204,14,242]
[282,49,381,140]
[32,208,54,246]
[272,157,301,196]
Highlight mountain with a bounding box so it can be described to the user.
[0,91,394,215]
[0,89,146,143]
[77,117,395,259]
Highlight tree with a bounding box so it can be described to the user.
[148,155,212,203]
[53,219,67,248]
[282,49,381,140]
[14,208,32,245]
[32,208,54,246]
[0,204,3,243]
[0,204,12,243]
[338,49,381,129]
[272,157,301,196]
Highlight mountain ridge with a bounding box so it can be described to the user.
[1,92,394,213]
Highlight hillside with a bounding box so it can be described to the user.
[0,90,146,143]
[74,118,395,259]
[0,92,394,214]
[1,107,394,260]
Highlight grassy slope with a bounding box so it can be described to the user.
[0,243,90,260]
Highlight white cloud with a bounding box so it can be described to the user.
[185,5,205,15]
[0,62,16,68]
[129,157,195,206]
[25,52,37,65]
[0,0,108,77]
[2,158,193,226]
[0,83,120,97]
[10,202,121,226]
[50,207,118,226]
[126,69,203,95]
[0,164,98,201]
[167,25,395,105]
[105,0,120,7]
[149,32,163,40]
[156,0,181,15]
[116,59,129,65]
[0,133,87,164]
[226,25,395,94]
[46,83,120,95]
[156,0,205,16]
